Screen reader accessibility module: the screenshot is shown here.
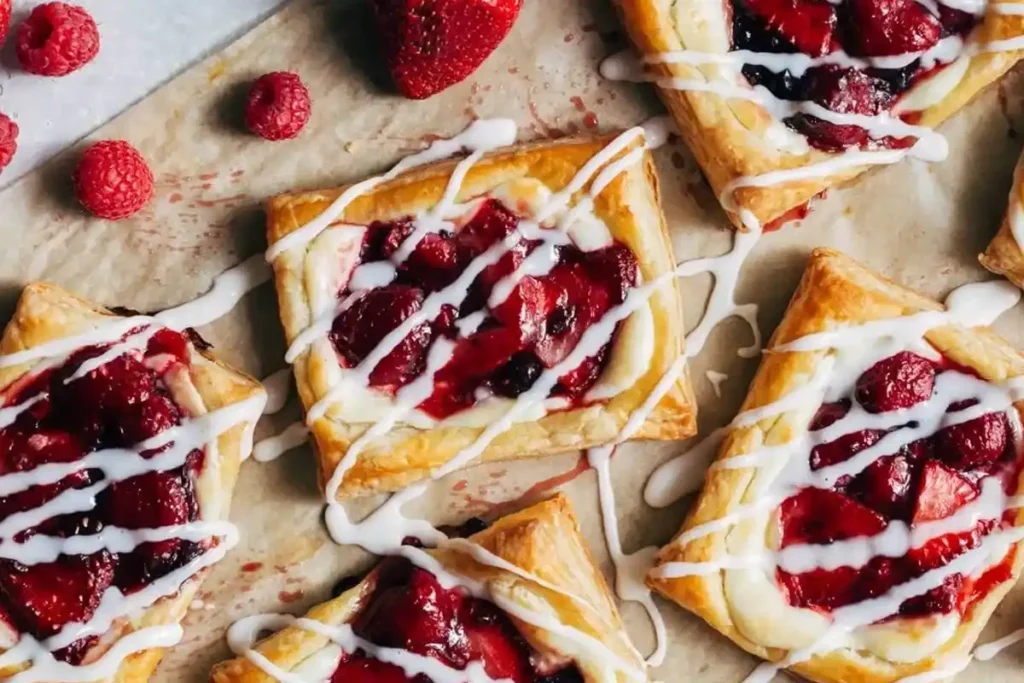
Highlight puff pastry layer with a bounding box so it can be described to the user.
[209,494,648,683]
[0,283,264,683]
[613,0,1024,229]
[981,150,1024,288]
[267,134,696,498]
[648,248,1024,683]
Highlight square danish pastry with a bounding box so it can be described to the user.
[210,494,648,683]
[980,150,1024,289]
[648,248,1024,682]
[0,283,264,682]
[266,133,696,498]
[612,0,1024,230]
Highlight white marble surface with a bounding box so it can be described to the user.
[0,0,288,189]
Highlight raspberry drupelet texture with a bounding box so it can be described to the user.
[244,71,312,141]
[0,113,17,174]
[0,0,11,48]
[16,2,99,77]
[73,140,154,220]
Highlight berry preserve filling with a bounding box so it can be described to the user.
[331,557,583,683]
[330,198,641,420]
[776,350,1021,618]
[731,0,979,151]
[0,328,205,664]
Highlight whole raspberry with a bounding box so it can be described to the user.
[16,2,100,77]
[0,0,11,48]
[244,71,311,141]
[0,113,17,175]
[73,141,154,220]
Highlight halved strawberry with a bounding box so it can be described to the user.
[463,599,531,680]
[911,460,978,525]
[370,0,523,100]
[809,428,883,470]
[330,285,432,389]
[490,276,559,342]
[843,0,940,57]
[855,351,935,414]
[778,487,887,546]
[742,0,837,56]
[114,393,183,449]
[101,471,192,562]
[330,656,410,683]
[0,552,114,639]
[457,199,521,256]
[934,413,1008,470]
[850,453,918,520]
[810,400,850,431]
[0,429,90,521]
[582,243,640,305]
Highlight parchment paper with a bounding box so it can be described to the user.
[0,0,1023,681]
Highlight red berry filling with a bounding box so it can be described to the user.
[331,558,582,683]
[776,351,1021,619]
[732,0,978,151]
[329,198,640,419]
[0,328,204,663]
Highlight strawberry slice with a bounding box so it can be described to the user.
[778,487,887,546]
[809,428,883,470]
[844,0,940,57]
[330,656,410,683]
[934,413,1008,470]
[102,471,192,563]
[490,276,559,342]
[855,350,935,414]
[742,0,837,56]
[0,552,114,639]
[463,600,531,680]
[911,460,978,525]
[114,393,184,449]
[330,285,432,389]
[850,453,918,520]
[0,429,90,521]
[370,0,523,99]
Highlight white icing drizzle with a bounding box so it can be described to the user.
[0,259,268,680]
[262,368,293,415]
[253,422,310,463]
[706,370,728,397]
[646,277,1024,681]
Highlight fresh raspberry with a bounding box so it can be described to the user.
[73,140,154,220]
[244,71,311,141]
[0,0,11,48]
[16,3,100,77]
[0,112,17,175]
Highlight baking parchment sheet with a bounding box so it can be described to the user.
[1,0,1023,681]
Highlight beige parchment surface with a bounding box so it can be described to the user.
[1,0,1024,681]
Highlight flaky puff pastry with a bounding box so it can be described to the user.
[613,0,1024,230]
[980,150,1024,288]
[0,283,264,683]
[209,494,648,683]
[648,249,1024,683]
[266,134,696,499]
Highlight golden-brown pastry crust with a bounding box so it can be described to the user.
[267,134,697,498]
[613,0,1024,229]
[209,494,648,683]
[648,248,1024,683]
[980,151,1024,288]
[0,283,265,683]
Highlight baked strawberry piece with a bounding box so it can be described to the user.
[330,557,583,683]
[370,0,523,99]
[776,350,1021,619]
[0,328,205,664]
[329,198,640,419]
[731,0,978,151]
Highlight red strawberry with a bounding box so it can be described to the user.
[463,600,530,680]
[855,351,935,414]
[934,413,1008,470]
[850,453,918,520]
[743,0,837,56]
[790,66,896,151]
[809,428,883,470]
[554,345,609,399]
[912,460,978,524]
[330,656,409,683]
[330,285,432,389]
[810,400,850,431]
[908,522,991,573]
[490,276,558,342]
[102,471,191,561]
[0,429,89,521]
[0,552,114,639]
[115,393,183,449]
[370,0,523,99]
[583,243,640,305]
[844,0,940,57]
[778,488,887,546]
[457,199,521,255]
[899,574,963,616]
[777,565,860,610]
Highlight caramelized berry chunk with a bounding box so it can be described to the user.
[855,351,935,414]
[911,460,979,524]
[741,0,837,56]
[934,413,1008,470]
[778,487,887,546]
[848,452,918,520]
[809,428,883,470]
[844,0,940,57]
